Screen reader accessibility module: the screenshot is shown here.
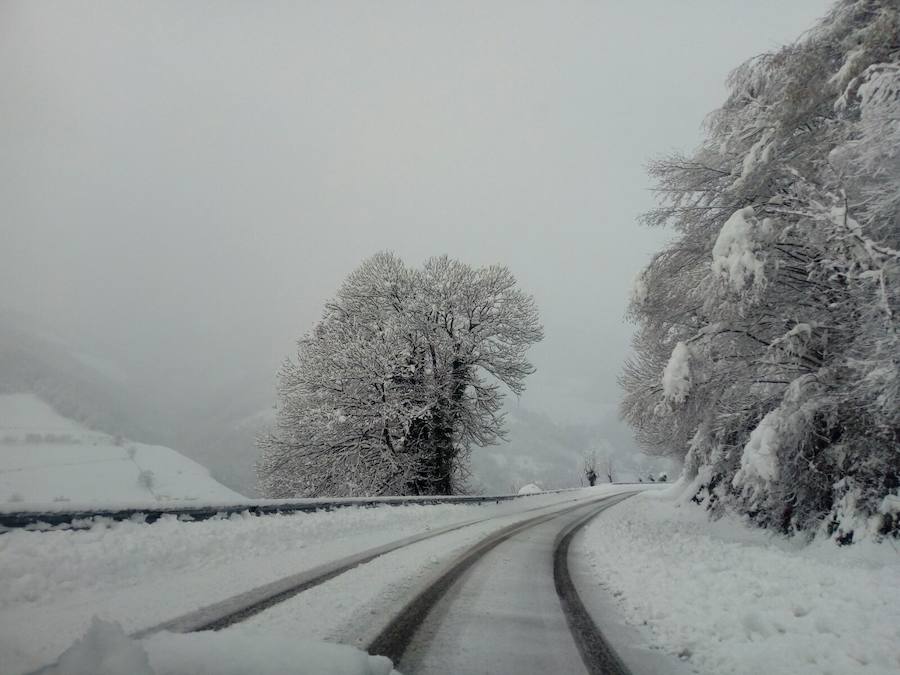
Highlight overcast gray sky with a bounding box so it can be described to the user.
[1,0,830,425]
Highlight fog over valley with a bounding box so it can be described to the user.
[1,1,829,494]
[6,3,900,675]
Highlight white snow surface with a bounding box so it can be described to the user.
[661,341,692,404]
[0,394,243,504]
[37,617,397,675]
[517,482,542,495]
[577,488,900,675]
[37,618,153,675]
[0,487,611,674]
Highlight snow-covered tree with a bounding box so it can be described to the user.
[258,253,543,497]
[622,0,899,541]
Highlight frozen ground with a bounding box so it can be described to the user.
[576,486,900,675]
[0,394,243,504]
[0,486,618,674]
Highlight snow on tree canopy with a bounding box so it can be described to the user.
[630,269,649,307]
[258,252,543,498]
[661,342,692,404]
[622,0,900,539]
[711,207,772,292]
[732,409,781,496]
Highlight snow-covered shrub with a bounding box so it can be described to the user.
[622,0,900,540]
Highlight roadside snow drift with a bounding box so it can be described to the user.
[36,617,397,675]
[577,488,900,675]
[0,394,243,504]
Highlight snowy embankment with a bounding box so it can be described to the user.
[37,617,396,675]
[577,487,900,675]
[0,487,615,675]
[0,394,242,504]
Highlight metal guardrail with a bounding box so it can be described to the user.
[0,490,580,531]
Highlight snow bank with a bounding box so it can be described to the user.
[145,629,396,675]
[0,394,243,504]
[517,483,542,495]
[577,492,900,675]
[0,503,486,609]
[36,618,397,675]
[37,618,153,675]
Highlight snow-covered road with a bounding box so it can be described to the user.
[376,495,632,675]
[1,486,641,674]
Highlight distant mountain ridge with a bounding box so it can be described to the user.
[0,311,163,442]
[0,310,261,494]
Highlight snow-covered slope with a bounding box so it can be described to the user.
[0,311,263,496]
[0,394,244,504]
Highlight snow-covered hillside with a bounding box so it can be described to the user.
[0,310,263,496]
[0,394,244,505]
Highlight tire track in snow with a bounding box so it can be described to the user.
[131,493,597,637]
[554,499,632,675]
[367,493,635,674]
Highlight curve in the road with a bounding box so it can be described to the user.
[131,493,596,637]
[367,493,634,674]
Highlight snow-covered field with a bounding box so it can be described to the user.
[577,487,900,675]
[0,394,243,504]
[0,487,616,674]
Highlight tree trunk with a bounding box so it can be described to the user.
[404,360,466,495]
